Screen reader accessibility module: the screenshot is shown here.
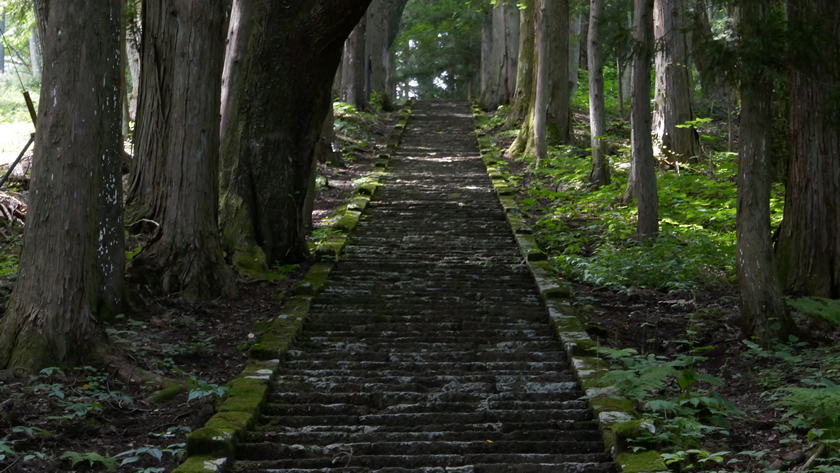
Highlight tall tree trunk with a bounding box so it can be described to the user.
[545,0,571,144]
[0,0,124,372]
[569,9,583,98]
[0,11,4,74]
[120,0,130,142]
[366,0,388,106]
[480,11,492,103]
[219,0,372,273]
[126,0,142,119]
[480,2,519,111]
[29,26,42,78]
[533,0,549,167]
[652,0,700,162]
[341,16,368,109]
[505,0,535,129]
[127,0,235,300]
[510,0,571,155]
[588,0,610,187]
[736,0,796,342]
[776,0,840,298]
[628,0,658,238]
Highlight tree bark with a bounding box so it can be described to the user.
[588,0,610,187]
[505,0,535,129]
[0,0,124,372]
[341,16,368,108]
[545,0,571,145]
[533,0,549,167]
[736,0,796,342]
[127,0,235,300]
[126,0,142,119]
[29,26,42,78]
[628,0,658,239]
[366,0,388,106]
[510,0,570,155]
[219,0,372,273]
[569,9,583,98]
[480,2,519,111]
[652,0,700,162]
[776,0,840,298]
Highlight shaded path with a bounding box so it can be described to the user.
[233,102,614,472]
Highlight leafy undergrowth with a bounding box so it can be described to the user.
[480,105,840,472]
[0,102,401,472]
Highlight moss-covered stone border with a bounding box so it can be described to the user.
[173,103,413,473]
[470,104,667,473]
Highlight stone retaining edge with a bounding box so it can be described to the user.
[173,102,414,473]
[469,104,667,473]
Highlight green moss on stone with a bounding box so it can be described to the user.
[595,398,636,417]
[358,183,379,196]
[231,245,269,279]
[172,455,229,473]
[516,235,547,262]
[218,378,269,414]
[150,381,183,403]
[293,262,332,296]
[616,450,668,473]
[316,236,347,260]
[335,210,362,232]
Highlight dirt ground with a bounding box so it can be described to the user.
[0,109,397,473]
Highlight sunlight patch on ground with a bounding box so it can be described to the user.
[0,123,35,165]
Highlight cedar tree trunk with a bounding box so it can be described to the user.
[480,2,519,111]
[341,15,368,109]
[736,0,796,342]
[628,0,659,238]
[533,0,549,167]
[0,0,124,372]
[505,0,535,129]
[127,0,235,300]
[652,0,700,162]
[588,0,610,187]
[776,0,840,298]
[219,0,372,273]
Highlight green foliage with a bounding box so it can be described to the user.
[186,375,229,402]
[333,101,376,147]
[514,145,749,292]
[593,344,742,452]
[60,451,117,471]
[786,297,840,327]
[394,0,483,99]
[116,443,186,467]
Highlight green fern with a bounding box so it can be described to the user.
[776,378,840,425]
[786,297,840,327]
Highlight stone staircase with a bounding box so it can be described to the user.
[232,102,615,473]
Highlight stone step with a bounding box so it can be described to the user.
[307,328,552,338]
[263,400,589,417]
[281,360,569,373]
[272,374,578,389]
[232,453,612,470]
[259,409,591,429]
[237,440,605,460]
[302,322,551,333]
[244,427,602,446]
[234,463,614,473]
[284,350,567,363]
[304,314,548,326]
[267,390,585,407]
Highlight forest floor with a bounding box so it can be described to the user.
[485,109,840,472]
[0,105,397,473]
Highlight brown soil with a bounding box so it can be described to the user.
[0,109,398,473]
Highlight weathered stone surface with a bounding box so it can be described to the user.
[225,102,615,472]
